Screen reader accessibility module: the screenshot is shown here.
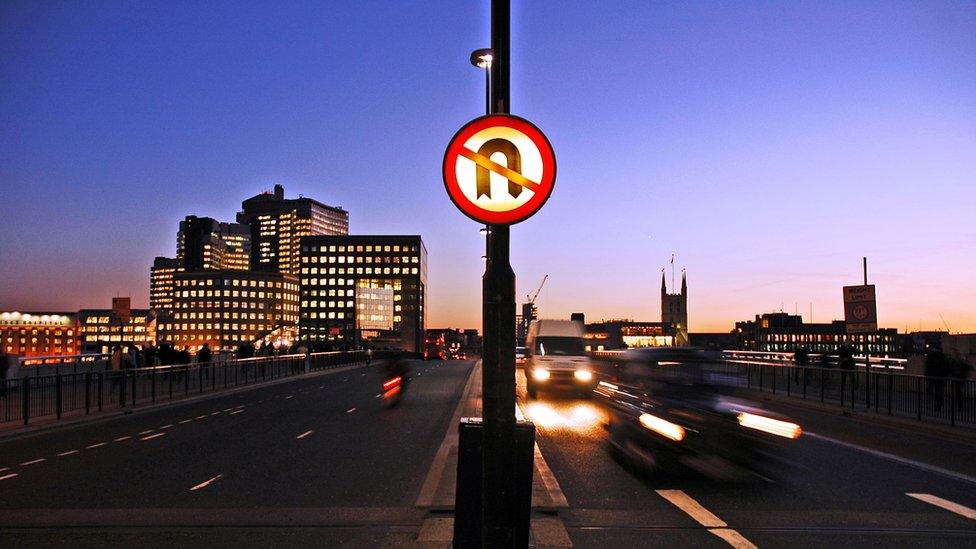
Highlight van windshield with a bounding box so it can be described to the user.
[535,336,585,356]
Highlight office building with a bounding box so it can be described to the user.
[585,320,675,351]
[150,256,180,314]
[238,184,349,276]
[735,312,899,356]
[298,235,427,352]
[177,215,250,271]
[156,270,299,353]
[0,311,78,357]
[77,297,156,354]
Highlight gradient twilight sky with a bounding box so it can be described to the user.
[1,1,974,333]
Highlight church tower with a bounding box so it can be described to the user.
[661,270,689,346]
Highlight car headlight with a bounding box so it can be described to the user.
[574,370,593,382]
[532,368,550,381]
[638,413,685,442]
[737,412,802,439]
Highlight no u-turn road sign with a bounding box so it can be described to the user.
[443,114,556,225]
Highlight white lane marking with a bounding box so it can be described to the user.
[656,489,726,528]
[907,493,976,521]
[296,430,314,440]
[179,419,192,424]
[319,385,324,389]
[196,415,207,420]
[807,432,976,486]
[223,408,234,412]
[229,409,244,415]
[0,467,8,472]
[114,436,132,442]
[20,458,46,466]
[656,489,757,549]
[0,473,17,481]
[161,424,174,429]
[210,411,220,416]
[140,433,166,441]
[235,405,245,409]
[709,527,759,549]
[284,395,294,400]
[138,430,154,435]
[375,393,382,398]
[86,442,107,449]
[346,407,356,413]
[57,450,79,457]
[190,474,223,491]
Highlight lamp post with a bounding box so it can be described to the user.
[472,50,494,256]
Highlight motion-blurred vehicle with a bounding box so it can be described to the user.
[423,336,447,361]
[525,319,597,398]
[381,355,411,407]
[515,346,527,368]
[596,347,802,477]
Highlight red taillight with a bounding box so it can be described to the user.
[383,376,402,391]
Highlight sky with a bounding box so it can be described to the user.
[1,1,974,333]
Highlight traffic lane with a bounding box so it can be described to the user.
[521,389,976,547]
[0,359,473,509]
[0,363,364,469]
[0,367,363,507]
[181,358,474,508]
[732,388,976,478]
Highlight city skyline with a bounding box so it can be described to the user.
[2,1,974,333]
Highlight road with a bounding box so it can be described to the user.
[518,372,976,548]
[0,358,475,547]
[2,357,976,548]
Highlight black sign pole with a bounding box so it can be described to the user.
[483,0,518,545]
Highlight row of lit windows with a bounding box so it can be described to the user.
[82,317,148,325]
[176,278,297,290]
[760,333,893,343]
[303,244,419,253]
[301,267,419,277]
[80,326,146,333]
[177,290,293,299]
[162,323,271,331]
[304,255,419,264]
[174,312,272,320]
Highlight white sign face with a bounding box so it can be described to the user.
[443,114,556,225]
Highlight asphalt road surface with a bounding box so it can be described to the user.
[0,358,475,548]
[518,375,976,548]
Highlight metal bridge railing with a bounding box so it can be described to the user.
[0,350,397,428]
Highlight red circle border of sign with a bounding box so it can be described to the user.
[442,114,556,225]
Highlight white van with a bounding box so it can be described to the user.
[524,319,597,398]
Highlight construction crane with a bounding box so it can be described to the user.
[526,274,548,305]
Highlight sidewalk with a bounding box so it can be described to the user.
[414,361,572,548]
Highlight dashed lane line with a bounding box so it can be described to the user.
[229,409,244,415]
[907,493,976,521]
[0,467,8,472]
[346,407,356,413]
[296,430,314,440]
[284,395,294,400]
[140,433,166,441]
[656,489,758,549]
[114,436,132,442]
[138,430,154,435]
[190,474,223,491]
[57,450,79,457]
[179,419,193,424]
[210,411,220,416]
[195,415,207,420]
[0,473,17,481]
[20,458,46,466]
[86,442,107,449]
[160,424,174,429]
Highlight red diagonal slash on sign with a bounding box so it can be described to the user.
[458,147,540,194]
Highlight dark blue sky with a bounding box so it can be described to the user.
[2,1,974,332]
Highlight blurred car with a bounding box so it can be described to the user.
[515,346,527,368]
[525,319,597,398]
[596,349,802,477]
